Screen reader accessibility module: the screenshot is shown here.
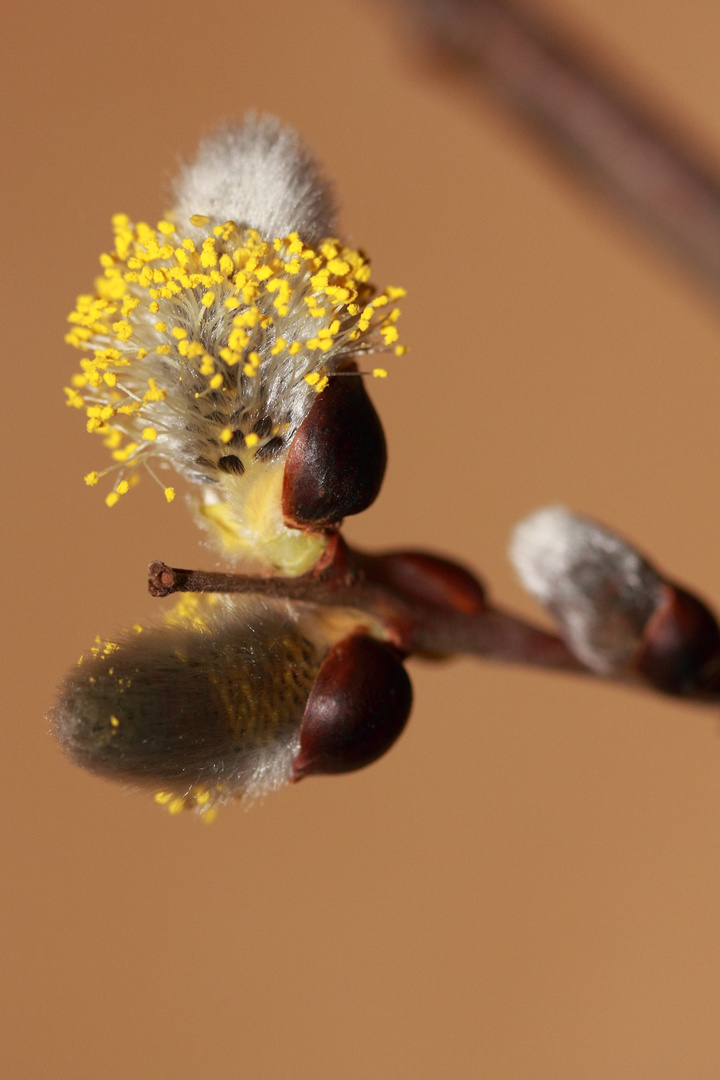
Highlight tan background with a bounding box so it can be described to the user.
[3,0,720,1076]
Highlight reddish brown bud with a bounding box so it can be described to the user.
[282,368,387,529]
[636,583,720,695]
[292,633,412,779]
[364,551,486,615]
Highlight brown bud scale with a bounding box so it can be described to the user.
[293,633,412,778]
[282,367,387,529]
[637,583,720,695]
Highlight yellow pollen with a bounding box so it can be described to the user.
[164,487,175,503]
[200,243,218,269]
[113,320,133,341]
[66,213,404,507]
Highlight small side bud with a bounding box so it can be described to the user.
[510,505,663,674]
[636,583,720,695]
[282,368,387,530]
[292,634,412,779]
[364,551,486,615]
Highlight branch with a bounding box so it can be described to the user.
[149,510,720,705]
[388,0,720,298]
[148,536,584,674]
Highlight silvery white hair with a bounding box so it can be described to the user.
[509,505,663,673]
[173,115,337,246]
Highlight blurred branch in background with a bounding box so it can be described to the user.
[386,0,720,301]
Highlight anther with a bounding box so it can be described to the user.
[217,454,245,475]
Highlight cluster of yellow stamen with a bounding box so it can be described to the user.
[65,212,405,506]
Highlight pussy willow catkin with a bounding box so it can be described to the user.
[64,117,405,575]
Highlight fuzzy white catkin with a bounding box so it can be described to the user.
[51,595,330,810]
[173,115,337,244]
[509,505,663,673]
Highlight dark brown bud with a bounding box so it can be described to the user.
[282,367,387,529]
[636,583,720,695]
[292,633,412,779]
